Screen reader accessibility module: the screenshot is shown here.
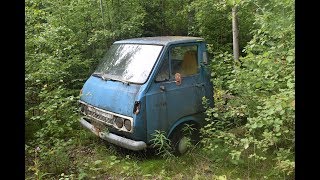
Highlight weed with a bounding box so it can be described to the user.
[150,130,174,159]
[27,147,53,180]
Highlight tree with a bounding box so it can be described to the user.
[203,0,295,177]
[232,5,239,61]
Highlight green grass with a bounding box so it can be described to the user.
[25,130,294,180]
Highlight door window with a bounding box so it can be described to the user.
[170,45,198,77]
[155,53,169,82]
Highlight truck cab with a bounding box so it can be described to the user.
[79,36,214,154]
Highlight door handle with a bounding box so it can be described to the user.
[195,83,205,87]
[160,85,166,91]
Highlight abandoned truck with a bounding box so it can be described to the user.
[79,36,214,155]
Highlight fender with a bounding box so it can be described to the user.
[167,113,203,138]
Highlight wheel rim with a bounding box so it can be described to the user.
[178,136,188,154]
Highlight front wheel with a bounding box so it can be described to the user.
[170,124,200,155]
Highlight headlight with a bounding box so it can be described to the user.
[114,117,124,128]
[124,119,132,131]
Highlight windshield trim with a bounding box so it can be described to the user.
[92,43,164,85]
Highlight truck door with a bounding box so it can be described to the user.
[165,43,206,126]
[145,43,206,142]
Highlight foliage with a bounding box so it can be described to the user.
[26,146,53,180]
[189,0,256,53]
[201,0,295,178]
[25,0,146,147]
[25,1,146,177]
[140,0,191,36]
[26,0,294,179]
[150,130,174,159]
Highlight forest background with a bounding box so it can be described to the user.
[25,0,294,179]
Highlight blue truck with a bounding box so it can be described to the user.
[79,36,214,155]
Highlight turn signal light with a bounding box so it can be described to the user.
[124,119,132,131]
[133,101,141,115]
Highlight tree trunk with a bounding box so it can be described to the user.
[99,0,106,29]
[232,6,239,61]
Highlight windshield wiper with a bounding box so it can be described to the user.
[93,73,130,85]
[101,74,130,85]
[92,72,103,78]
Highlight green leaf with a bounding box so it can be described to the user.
[226,0,234,6]
[287,81,294,89]
[244,142,249,149]
[276,106,283,112]
[257,60,262,65]
[286,56,294,63]
[94,160,102,165]
[255,83,262,88]
[251,123,257,129]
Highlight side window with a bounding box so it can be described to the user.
[170,45,198,77]
[155,53,169,82]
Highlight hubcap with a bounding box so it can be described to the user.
[178,136,189,154]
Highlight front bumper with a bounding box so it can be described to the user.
[80,117,147,151]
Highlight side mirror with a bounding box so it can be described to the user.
[175,73,182,86]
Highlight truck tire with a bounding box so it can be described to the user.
[170,123,200,156]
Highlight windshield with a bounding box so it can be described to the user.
[94,44,163,84]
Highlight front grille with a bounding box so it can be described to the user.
[79,101,134,133]
[80,103,115,126]
[87,108,114,124]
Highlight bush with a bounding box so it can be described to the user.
[201,0,295,178]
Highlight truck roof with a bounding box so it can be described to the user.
[114,36,204,46]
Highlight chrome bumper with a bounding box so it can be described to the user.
[80,117,147,151]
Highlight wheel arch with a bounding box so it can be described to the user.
[167,115,201,139]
